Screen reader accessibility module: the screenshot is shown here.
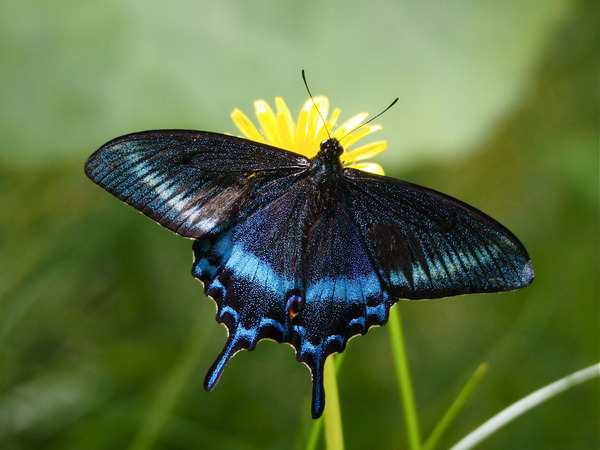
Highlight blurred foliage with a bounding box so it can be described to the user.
[0,0,598,449]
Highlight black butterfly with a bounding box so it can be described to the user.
[85,129,534,418]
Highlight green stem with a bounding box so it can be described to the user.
[323,355,345,450]
[422,363,489,450]
[306,354,346,450]
[305,417,323,450]
[388,305,421,450]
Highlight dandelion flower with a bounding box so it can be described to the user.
[231,96,387,175]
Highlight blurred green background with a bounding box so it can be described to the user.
[1,0,598,449]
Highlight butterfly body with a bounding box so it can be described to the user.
[85,130,533,418]
[309,138,344,187]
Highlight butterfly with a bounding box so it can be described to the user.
[85,128,534,418]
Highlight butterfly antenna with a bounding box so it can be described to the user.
[302,70,331,139]
[340,97,399,143]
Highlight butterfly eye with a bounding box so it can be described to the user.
[333,140,344,157]
[286,295,303,322]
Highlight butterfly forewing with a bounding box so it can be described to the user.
[342,168,534,299]
[84,130,309,239]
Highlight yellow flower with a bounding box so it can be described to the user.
[231,96,387,175]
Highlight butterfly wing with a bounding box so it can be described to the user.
[292,168,534,417]
[193,175,396,419]
[294,185,394,418]
[192,175,313,392]
[342,168,534,299]
[85,130,309,238]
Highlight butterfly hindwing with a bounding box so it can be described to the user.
[294,185,394,418]
[192,175,313,391]
[85,130,309,239]
[342,168,534,299]
[192,175,396,419]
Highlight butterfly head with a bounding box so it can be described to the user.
[318,138,344,159]
[309,138,345,187]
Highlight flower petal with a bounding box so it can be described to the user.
[275,97,295,140]
[333,113,369,140]
[341,124,382,149]
[329,108,341,128]
[255,100,280,146]
[350,162,385,175]
[343,141,388,163]
[231,108,265,143]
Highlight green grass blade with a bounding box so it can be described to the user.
[306,416,324,450]
[306,353,346,450]
[450,363,600,450]
[422,363,488,450]
[323,355,345,450]
[388,305,422,450]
